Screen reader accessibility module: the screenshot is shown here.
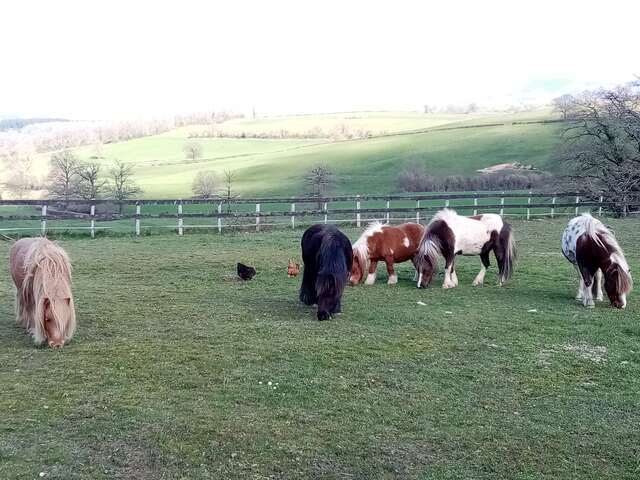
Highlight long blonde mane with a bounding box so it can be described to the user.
[351,221,384,283]
[20,239,76,344]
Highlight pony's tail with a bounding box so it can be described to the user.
[352,243,370,284]
[498,222,516,284]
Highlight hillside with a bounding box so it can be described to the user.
[36,110,563,198]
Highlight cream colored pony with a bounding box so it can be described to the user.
[10,237,76,348]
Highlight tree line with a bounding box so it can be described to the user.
[552,79,640,212]
[47,151,141,213]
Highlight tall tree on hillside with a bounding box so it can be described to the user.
[556,82,640,214]
[74,161,107,200]
[552,94,575,120]
[2,145,38,199]
[107,160,142,214]
[192,171,217,199]
[305,165,335,206]
[183,141,203,162]
[47,150,79,208]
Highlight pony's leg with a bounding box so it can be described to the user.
[594,269,604,302]
[473,252,490,286]
[385,257,398,285]
[443,258,456,289]
[574,265,584,301]
[365,260,378,285]
[451,267,459,287]
[579,267,595,308]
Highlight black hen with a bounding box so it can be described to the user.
[237,262,256,280]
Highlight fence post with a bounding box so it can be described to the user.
[177,201,183,236]
[41,204,47,236]
[551,196,556,218]
[598,196,603,217]
[526,191,531,220]
[290,203,295,229]
[445,198,450,208]
[256,203,261,231]
[90,204,96,238]
[356,196,361,227]
[500,193,505,216]
[386,200,390,224]
[622,196,628,217]
[416,200,420,223]
[473,194,478,216]
[135,202,141,236]
[575,195,580,216]
[217,203,222,233]
[323,202,328,224]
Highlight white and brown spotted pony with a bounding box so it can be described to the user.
[413,209,516,288]
[350,222,425,285]
[562,214,632,309]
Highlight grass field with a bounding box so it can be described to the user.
[1,218,639,479]
[27,110,563,198]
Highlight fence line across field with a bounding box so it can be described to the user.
[1,191,637,237]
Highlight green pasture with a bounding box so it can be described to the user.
[31,110,563,199]
[1,218,639,479]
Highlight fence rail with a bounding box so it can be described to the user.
[0,192,638,237]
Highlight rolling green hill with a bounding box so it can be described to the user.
[44,110,563,198]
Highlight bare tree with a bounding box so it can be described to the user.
[556,83,640,214]
[2,146,37,199]
[552,94,575,120]
[305,164,335,201]
[74,162,107,200]
[192,171,217,199]
[183,141,203,162]
[47,150,78,208]
[107,160,142,213]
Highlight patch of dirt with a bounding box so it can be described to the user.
[477,162,536,174]
[537,343,608,367]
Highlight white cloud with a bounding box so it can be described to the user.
[1,0,638,118]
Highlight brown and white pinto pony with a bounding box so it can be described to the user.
[562,214,632,309]
[414,209,515,288]
[10,237,76,348]
[350,222,425,285]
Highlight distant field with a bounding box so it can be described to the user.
[32,110,563,198]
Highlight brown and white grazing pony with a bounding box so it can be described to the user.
[350,221,425,285]
[414,209,516,288]
[562,214,632,309]
[10,237,76,348]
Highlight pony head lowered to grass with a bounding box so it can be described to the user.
[562,214,632,309]
[350,221,424,285]
[299,224,353,321]
[10,238,76,347]
[413,209,516,288]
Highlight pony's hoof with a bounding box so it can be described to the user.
[364,273,376,285]
[442,284,455,289]
[472,280,483,286]
[387,275,398,285]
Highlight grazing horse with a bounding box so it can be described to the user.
[562,214,632,308]
[299,224,353,320]
[414,209,516,288]
[349,222,425,285]
[9,238,76,348]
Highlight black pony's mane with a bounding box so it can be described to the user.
[316,232,349,296]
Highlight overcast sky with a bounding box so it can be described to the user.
[1,0,638,119]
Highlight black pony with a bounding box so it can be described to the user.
[299,224,353,320]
